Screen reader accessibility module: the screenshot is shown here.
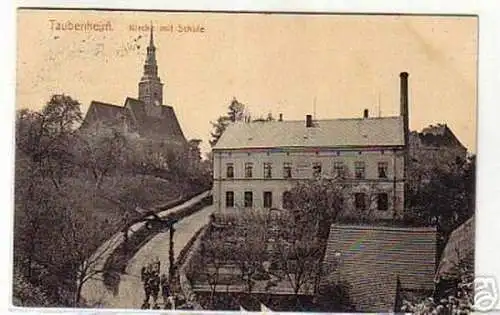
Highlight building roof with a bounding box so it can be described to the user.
[435,215,474,280]
[124,97,186,141]
[81,98,186,144]
[415,124,466,149]
[323,224,437,312]
[213,116,404,150]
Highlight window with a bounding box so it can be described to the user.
[354,161,365,179]
[245,163,253,178]
[264,163,272,179]
[354,193,366,210]
[283,162,292,178]
[226,191,234,208]
[378,162,388,179]
[244,191,253,208]
[377,193,388,211]
[282,191,293,210]
[263,191,273,208]
[226,163,234,178]
[334,161,345,178]
[313,162,322,177]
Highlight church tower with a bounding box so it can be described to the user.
[138,24,163,108]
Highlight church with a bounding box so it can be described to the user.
[80,26,187,146]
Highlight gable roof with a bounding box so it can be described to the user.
[124,97,186,143]
[213,116,404,150]
[323,224,437,312]
[81,98,186,144]
[81,101,125,129]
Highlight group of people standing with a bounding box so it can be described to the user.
[140,257,175,310]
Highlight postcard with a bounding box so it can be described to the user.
[13,8,479,313]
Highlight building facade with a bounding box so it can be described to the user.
[212,73,410,220]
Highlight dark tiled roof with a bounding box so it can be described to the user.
[323,224,437,312]
[81,98,186,143]
[436,216,474,279]
[124,97,186,143]
[81,101,125,129]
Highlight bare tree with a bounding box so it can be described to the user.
[200,235,227,308]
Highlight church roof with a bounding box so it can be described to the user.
[213,116,404,150]
[81,98,186,143]
[124,97,186,141]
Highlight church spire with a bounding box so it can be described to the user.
[138,22,163,108]
[144,22,158,77]
[149,21,154,48]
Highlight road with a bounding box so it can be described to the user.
[82,204,214,309]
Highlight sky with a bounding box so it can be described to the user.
[16,10,478,154]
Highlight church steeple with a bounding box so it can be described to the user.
[138,22,163,108]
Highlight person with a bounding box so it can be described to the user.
[153,256,161,274]
[143,275,151,308]
[140,266,146,283]
[160,274,170,308]
[149,272,161,309]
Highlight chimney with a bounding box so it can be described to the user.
[363,109,369,118]
[399,71,410,213]
[400,72,409,127]
[279,113,283,122]
[306,114,313,128]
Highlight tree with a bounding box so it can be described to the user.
[407,155,475,246]
[252,112,275,123]
[200,235,227,308]
[209,98,245,147]
[16,95,83,189]
[75,129,129,188]
[233,211,268,294]
[401,254,473,314]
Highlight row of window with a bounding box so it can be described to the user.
[225,161,390,179]
[225,191,389,211]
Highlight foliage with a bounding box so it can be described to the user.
[14,94,211,306]
[401,255,474,314]
[407,155,475,246]
[209,97,245,147]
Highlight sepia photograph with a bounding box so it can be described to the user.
[13,8,477,313]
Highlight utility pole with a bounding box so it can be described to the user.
[168,226,175,283]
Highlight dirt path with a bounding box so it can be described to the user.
[81,194,213,309]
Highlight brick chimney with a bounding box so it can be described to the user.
[306,114,313,128]
[400,71,410,213]
[400,72,409,145]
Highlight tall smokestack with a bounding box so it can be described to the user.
[400,71,410,214]
[400,72,409,141]
[306,114,313,128]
